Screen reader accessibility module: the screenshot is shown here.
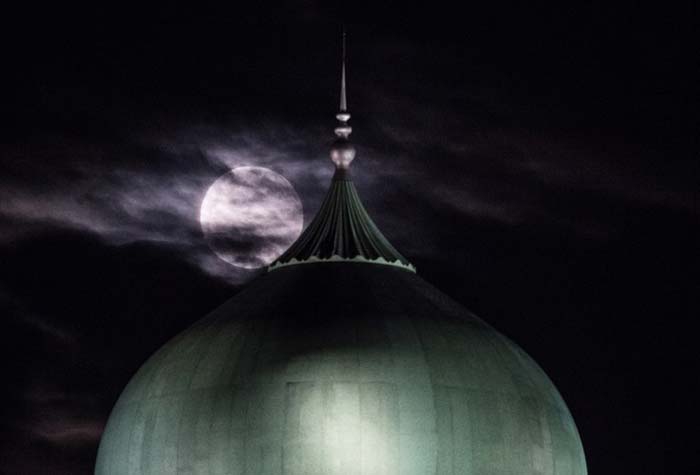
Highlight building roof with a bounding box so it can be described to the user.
[96,262,586,475]
[96,31,586,475]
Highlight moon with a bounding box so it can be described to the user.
[200,166,303,269]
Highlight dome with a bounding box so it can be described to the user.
[95,35,586,474]
[96,263,586,474]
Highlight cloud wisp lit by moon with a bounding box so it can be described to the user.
[200,166,303,269]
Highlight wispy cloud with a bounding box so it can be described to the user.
[0,72,694,285]
[0,126,332,281]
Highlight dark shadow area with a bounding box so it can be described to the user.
[0,229,234,474]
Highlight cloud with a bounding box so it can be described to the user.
[23,389,103,446]
[0,126,330,282]
[31,417,104,446]
[0,41,694,287]
[360,76,696,245]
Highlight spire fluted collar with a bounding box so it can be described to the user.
[268,30,415,273]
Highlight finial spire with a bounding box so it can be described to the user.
[332,26,355,170]
[268,28,415,274]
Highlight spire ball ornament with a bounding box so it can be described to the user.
[330,136,355,169]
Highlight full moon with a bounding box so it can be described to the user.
[200,166,303,269]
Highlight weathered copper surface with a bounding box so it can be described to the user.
[96,263,586,474]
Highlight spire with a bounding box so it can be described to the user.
[339,27,347,112]
[332,27,354,170]
[268,29,415,274]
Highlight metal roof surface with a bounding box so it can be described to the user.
[96,263,586,474]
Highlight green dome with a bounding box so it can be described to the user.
[95,263,586,474]
[97,39,586,473]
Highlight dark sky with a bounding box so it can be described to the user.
[1,3,698,473]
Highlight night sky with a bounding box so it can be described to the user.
[1,3,698,474]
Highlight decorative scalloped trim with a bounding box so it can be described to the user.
[267,254,416,273]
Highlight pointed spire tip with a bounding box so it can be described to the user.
[339,26,348,113]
